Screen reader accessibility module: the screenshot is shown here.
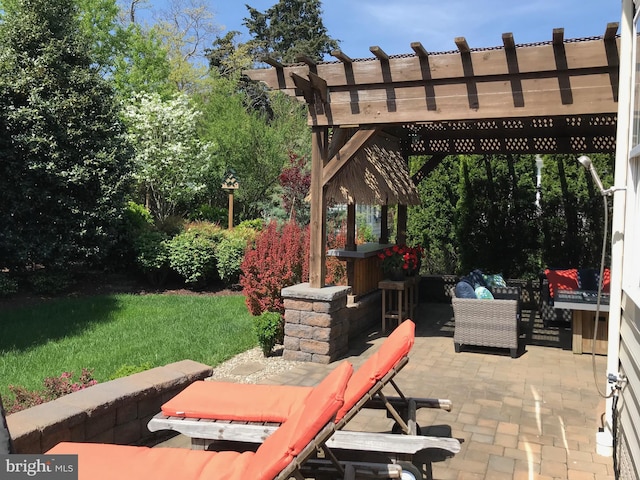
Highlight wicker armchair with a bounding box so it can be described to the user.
[451,286,520,358]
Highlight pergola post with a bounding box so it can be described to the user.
[346,203,356,250]
[379,205,389,244]
[309,126,328,288]
[397,205,407,245]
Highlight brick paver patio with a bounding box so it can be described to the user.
[160,302,615,480]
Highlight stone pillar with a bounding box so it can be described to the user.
[281,283,351,364]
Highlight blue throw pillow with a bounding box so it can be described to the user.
[475,286,494,300]
[455,281,477,299]
[468,269,488,289]
[483,273,507,288]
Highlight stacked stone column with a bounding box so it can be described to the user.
[281,283,350,364]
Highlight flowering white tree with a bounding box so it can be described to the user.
[123,92,215,221]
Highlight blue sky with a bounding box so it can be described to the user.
[148,0,622,60]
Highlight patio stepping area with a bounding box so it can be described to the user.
[159,302,614,480]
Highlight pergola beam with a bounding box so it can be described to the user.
[245,34,618,127]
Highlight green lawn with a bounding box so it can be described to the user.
[0,293,256,401]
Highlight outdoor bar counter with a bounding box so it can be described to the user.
[327,243,390,297]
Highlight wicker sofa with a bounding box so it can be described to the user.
[451,286,520,358]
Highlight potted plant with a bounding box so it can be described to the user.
[377,244,423,280]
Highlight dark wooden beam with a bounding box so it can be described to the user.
[455,37,470,53]
[290,72,314,104]
[370,46,389,61]
[296,54,316,67]
[263,57,283,68]
[412,154,447,184]
[411,42,429,58]
[502,32,515,50]
[309,71,329,103]
[604,22,619,40]
[552,28,564,45]
[379,205,389,244]
[332,49,353,64]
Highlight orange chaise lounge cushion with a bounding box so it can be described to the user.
[161,319,416,424]
[47,361,353,480]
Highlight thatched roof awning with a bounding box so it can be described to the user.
[325,134,420,206]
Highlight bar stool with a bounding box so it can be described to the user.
[378,278,415,332]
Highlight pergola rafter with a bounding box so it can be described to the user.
[245,24,620,288]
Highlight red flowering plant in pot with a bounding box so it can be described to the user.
[377,244,423,280]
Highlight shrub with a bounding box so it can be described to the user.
[7,369,97,414]
[0,272,18,297]
[237,219,264,232]
[168,222,224,287]
[253,311,284,356]
[189,204,227,223]
[124,201,154,233]
[27,270,74,294]
[215,235,248,286]
[133,231,170,286]
[214,225,260,286]
[240,220,309,315]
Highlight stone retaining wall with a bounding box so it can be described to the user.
[6,360,212,453]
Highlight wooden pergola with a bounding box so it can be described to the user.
[245,25,620,289]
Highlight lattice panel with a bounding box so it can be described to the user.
[429,139,450,152]
[506,138,529,151]
[411,139,426,152]
[592,136,616,151]
[533,137,558,150]
[533,118,554,128]
[454,138,476,152]
[477,121,498,130]
[566,116,583,127]
[479,138,501,151]
[451,122,473,131]
[422,123,446,131]
[503,120,524,129]
[590,115,616,126]
[571,137,588,151]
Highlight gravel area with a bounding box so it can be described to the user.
[207,346,303,384]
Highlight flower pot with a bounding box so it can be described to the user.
[387,268,407,281]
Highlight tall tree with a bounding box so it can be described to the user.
[122,92,215,222]
[153,0,219,92]
[244,0,339,63]
[0,0,132,272]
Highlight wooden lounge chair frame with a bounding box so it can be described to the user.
[42,363,418,479]
[148,321,459,460]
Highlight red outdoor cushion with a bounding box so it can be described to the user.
[243,361,352,479]
[338,319,414,421]
[161,382,312,422]
[602,268,611,293]
[161,320,415,424]
[544,268,579,298]
[47,362,353,480]
[48,443,255,480]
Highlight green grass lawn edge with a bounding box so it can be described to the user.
[0,293,257,401]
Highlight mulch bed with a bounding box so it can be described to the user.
[0,272,240,312]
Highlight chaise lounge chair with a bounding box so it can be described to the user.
[148,320,460,460]
[44,363,423,479]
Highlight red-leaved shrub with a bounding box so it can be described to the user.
[240,221,309,315]
[7,369,97,414]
